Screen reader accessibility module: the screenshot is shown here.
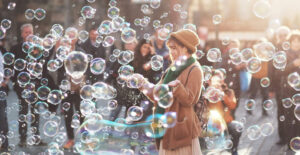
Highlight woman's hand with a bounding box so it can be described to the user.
[143,62,151,71]
[168,80,181,88]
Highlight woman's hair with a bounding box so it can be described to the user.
[133,39,152,68]
[167,36,193,54]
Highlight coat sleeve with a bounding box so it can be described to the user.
[172,67,203,107]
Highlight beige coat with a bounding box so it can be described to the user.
[143,62,203,150]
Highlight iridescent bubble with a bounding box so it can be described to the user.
[288,72,300,88]
[25,91,38,104]
[107,100,118,110]
[183,24,197,32]
[102,36,115,47]
[207,48,222,62]
[22,42,33,53]
[34,8,46,21]
[118,50,134,65]
[282,98,293,108]
[64,51,88,80]
[47,90,63,105]
[127,73,145,89]
[51,24,64,38]
[62,102,71,111]
[203,86,224,103]
[273,51,286,70]
[295,105,300,121]
[161,112,176,128]
[109,0,117,7]
[43,37,55,51]
[254,42,275,61]
[0,91,7,100]
[27,62,43,77]
[153,84,170,101]
[17,72,31,85]
[121,28,136,43]
[98,20,112,35]
[173,4,181,12]
[180,11,188,19]
[60,80,71,92]
[80,85,94,100]
[157,28,170,41]
[260,77,270,87]
[1,19,12,30]
[230,53,242,65]
[247,125,261,140]
[47,60,58,72]
[164,23,173,32]
[153,20,161,28]
[263,100,273,111]
[34,101,49,115]
[246,57,261,73]
[260,123,274,136]
[194,50,205,60]
[134,18,141,26]
[241,48,254,62]
[82,113,104,133]
[78,30,89,42]
[253,0,272,19]
[90,58,106,75]
[93,82,116,99]
[25,9,35,20]
[221,37,230,46]
[80,100,96,116]
[81,6,96,19]
[65,27,78,40]
[127,106,143,121]
[0,27,6,39]
[107,7,120,19]
[158,92,173,108]
[43,121,59,137]
[224,139,233,149]
[112,16,124,30]
[282,41,290,51]
[292,94,300,105]
[118,65,134,79]
[14,58,26,71]
[245,99,256,111]
[3,52,15,65]
[37,86,51,100]
[28,44,44,60]
[202,66,212,82]
[212,14,222,25]
[3,68,13,78]
[7,2,16,10]
[150,0,161,9]
[150,55,163,71]
[290,137,300,153]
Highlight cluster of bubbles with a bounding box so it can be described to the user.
[25,8,46,21]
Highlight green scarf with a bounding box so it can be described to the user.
[155,56,197,115]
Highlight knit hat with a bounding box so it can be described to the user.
[170,29,200,53]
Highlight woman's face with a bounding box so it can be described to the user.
[167,40,185,62]
[291,38,300,51]
[140,43,151,57]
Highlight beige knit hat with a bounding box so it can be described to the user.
[170,29,200,53]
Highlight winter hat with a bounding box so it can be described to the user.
[170,29,200,53]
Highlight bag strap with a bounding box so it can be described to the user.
[184,65,197,86]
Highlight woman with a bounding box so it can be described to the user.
[139,29,203,155]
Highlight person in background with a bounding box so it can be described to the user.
[11,23,46,147]
[278,30,300,147]
[207,70,241,155]
[0,45,9,152]
[268,26,291,145]
[152,28,170,72]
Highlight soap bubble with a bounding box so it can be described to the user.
[127,73,145,89]
[43,121,59,137]
[180,11,188,19]
[183,24,197,32]
[0,27,6,39]
[109,0,117,7]
[90,58,106,75]
[107,100,118,110]
[3,52,15,65]
[98,20,112,35]
[37,86,51,100]
[7,2,16,10]
[62,102,71,111]
[241,48,254,62]
[158,92,174,108]
[212,14,222,25]
[273,51,287,70]
[246,57,261,73]
[260,123,274,136]
[34,8,46,21]
[82,113,103,133]
[290,137,300,152]
[253,0,272,19]
[47,90,63,105]
[17,72,31,85]
[150,0,161,9]
[81,6,96,19]
[247,125,261,140]
[78,30,89,42]
[80,85,94,100]
[160,112,176,128]
[150,55,163,71]
[64,51,88,80]
[295,105,300,121]
[112,16,124,30]
[173,4,181,12]
[34,101,49,115]
[245,99,256,111]
[207,48,222,62]
[1,19,12,30]
[118,65,134,79]
[282,98,293,108]
[107,7,120,19]
[263,100,273,111]
[254,42,275,61]
[260,77,270,87]
[153,84,170,101]
[282,41,290,51]
[153,20,161,28]
[65,27,78,40]
[288,72,300,88]
[102,36,115,47]
[194,50,205,60]
[202,66,212,82]
[157,28,170,41]
[28,44,44,60]
[292,93,300,105]
[203,86,224,103]
[25,9,35,20]
[80,100,96,116]
[121,28,136,43]
[127,106,143,121]
[221,37,230,46]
